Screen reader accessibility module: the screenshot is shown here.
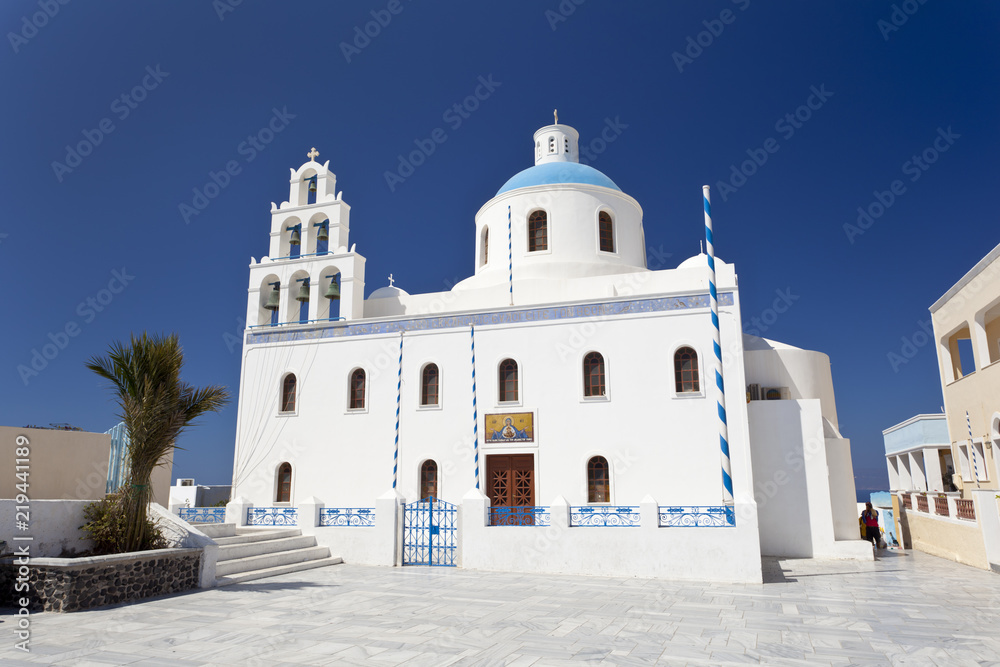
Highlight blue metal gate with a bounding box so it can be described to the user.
[403,496,457,567]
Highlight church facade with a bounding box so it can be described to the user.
[227,121,868,583]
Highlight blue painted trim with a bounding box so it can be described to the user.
[570,506,640,527]
[178,507,226,524]
[247,292,735,345]
[319,508,375,527]
[659,506,735,527]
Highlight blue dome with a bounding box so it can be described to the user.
[496,162,621,196]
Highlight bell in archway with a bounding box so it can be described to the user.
[296,280,310,302]
[324,277,340,301]
[264,286,280,311]
[308,176,317,193]
[316,222,329,242]
[289,227,301,246]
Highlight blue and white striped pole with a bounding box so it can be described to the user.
[471,325,480,489]
[508,205,513,305]
[704,185,734,505]
[967,410,979,486]
[392,331,403,490]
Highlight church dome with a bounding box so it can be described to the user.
[369,284,409,299]
[677,252,729,269]
[496,162,621,196]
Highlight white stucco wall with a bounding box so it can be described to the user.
[748,400,869,560]
[0,499,94,557]
[743,337,841,432]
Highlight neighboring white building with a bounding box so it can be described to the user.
[226,122,868,583]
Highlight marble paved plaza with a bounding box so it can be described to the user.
[2,550,1000,666]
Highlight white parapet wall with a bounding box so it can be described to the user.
[459,492,763,584]
[0,499,94,557]
[748,399,871,560]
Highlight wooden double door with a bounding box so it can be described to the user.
[486,454,535,525]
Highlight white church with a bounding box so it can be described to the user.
[226,119,869,583]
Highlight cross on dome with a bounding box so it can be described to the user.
[554,109,558,124]
[388,274,394,286]
[307,147,319,161]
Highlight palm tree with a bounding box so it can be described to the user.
[87,332,229,552]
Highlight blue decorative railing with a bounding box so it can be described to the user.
[247,507,298,526]
[659,506,735,528]
[570,506,640,527]
[319,508,375,527]
[178,507,226,524]
[489,506,550,526]
[249,317,346,329]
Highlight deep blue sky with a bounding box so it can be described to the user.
[3,2,998,491]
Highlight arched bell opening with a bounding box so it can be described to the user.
[318,267,342,321]
[278,216,303,259]
[286,269,310,324]
[258,274,281,326]
[297,169,318,207]
[306,212,329,257]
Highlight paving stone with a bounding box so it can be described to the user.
[1,551,999,665]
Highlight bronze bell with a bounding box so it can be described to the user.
[264,286,280,311]
[308,176,317,193]
[289,227,301,246]
[324,278,340,300]
[316,222,329,242]
[296,280,310,302]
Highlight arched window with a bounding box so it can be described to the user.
[587,456,610,503]
[280,374,296,412]
[421,364,439,406]
[674,347,700,393]
[420,460,438,500]
[349,369,366,409]
[535,140,541,159]
[583,352,606,397]
[499,358,518,402]
[276,462,292,503]
[528,211,548,252]
[482,227,489,266]
[599,211,614,253]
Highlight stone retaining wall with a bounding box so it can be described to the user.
[0,548,201,612]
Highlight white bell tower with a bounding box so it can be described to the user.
[245,147,367,329]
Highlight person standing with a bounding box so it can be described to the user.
[861,502,880,548]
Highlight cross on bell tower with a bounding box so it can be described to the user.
[307,147,319,161]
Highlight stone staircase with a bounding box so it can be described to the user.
[196,523,342,586]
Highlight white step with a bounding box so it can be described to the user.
[215,556,343,586]
[215,545,331,577]
[213,528,302,546]
[195,523,236,539]
[217,535,319,562]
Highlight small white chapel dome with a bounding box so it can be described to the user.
[677,252,729,269]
